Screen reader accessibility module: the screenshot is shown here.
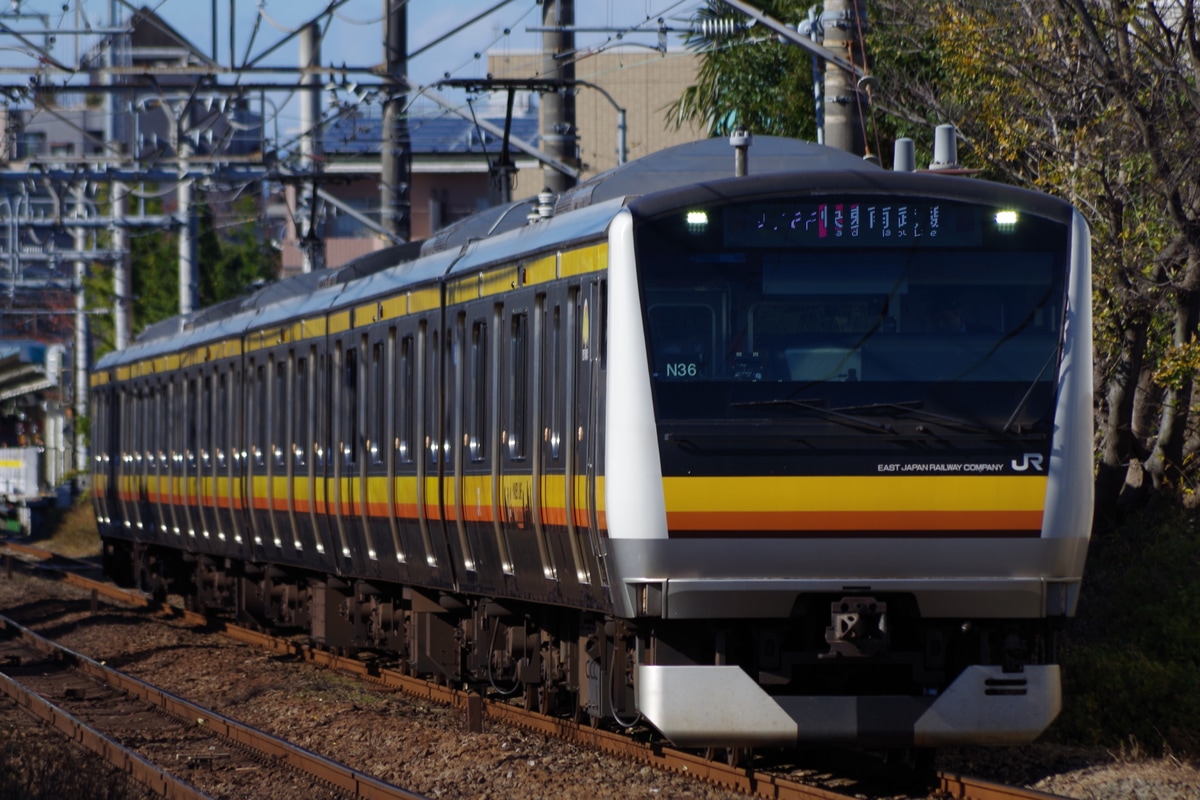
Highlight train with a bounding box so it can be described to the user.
[90,135,1093,750]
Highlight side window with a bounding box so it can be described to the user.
[254,364,267,467]
[508,312,528,460]
[370,338,387,465]
[274,358,287,467]
[217,371,228,468]
[398,334,414,464]
[294,352,308,468]
[468,320,488,462]
[344,346,358,466]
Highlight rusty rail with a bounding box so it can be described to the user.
[0,610,430,800]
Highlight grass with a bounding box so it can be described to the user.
[25,493,102,558]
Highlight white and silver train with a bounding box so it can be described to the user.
[91,136,1093,749]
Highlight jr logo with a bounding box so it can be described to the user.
[1011,453,1045,472]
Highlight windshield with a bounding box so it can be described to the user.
[634,197,1070,433]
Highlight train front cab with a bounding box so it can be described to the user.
[603,179,1094,748]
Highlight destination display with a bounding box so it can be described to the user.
[724,200,983,248]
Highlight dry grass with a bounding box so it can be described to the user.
[29,493,102,558]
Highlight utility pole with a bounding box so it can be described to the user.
[299,22,325,272]
[541,0,577,195]
[107,0,128,349]
[71,185,88,475]
[822,0,869,156]
[381,0,410,242]
[178,141,197,317]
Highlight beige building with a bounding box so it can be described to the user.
[487,50,705,180]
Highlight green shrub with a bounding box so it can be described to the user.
[1049,501,1200,754]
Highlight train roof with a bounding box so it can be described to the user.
[104,137,1078,372]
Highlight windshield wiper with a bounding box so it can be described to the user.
[730,398,898,434]
[833,401,999,435]
[1003,344,1060,433]
[835,401,1046,439]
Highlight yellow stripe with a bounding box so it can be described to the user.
[663,475,1047,513]
[481,266,520,299]
[409,286,440,313]
[560,243,608,277]
[90,372,110,387]
[446,274,480,304]
[329,311,352,334]
[0,460,23,468]
[300,316,328,341]
[524,255,557,286]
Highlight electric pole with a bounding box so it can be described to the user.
[381,0,411,242]
[541,0,577,195]
[822,0,869,156]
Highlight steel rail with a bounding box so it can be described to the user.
[3,543,1070,800]
[0,667,215,800]
[0,602,430,800]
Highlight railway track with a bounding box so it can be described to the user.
[1,541,1068,800]
[0,604,430,799]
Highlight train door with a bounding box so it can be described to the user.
[445,310,479,584]
[281,348,304,558]
[539,286,602,603]
[327,335,367,574]
[292,345,328,563]
[147,379,167,542]
[179,372,199,542]
[194,369,215,543]
[226,361,247,552]
[362,328,398,577]
[392,326,423,581]
[207,367,228,544]
[561,284,606,596]
[375,326,408,580]
[581,278,609,588]
[131,383,148,537]
[90,385,112,531]
[415,314,454,587]
[164,376,182,539]
[244,355,269,552]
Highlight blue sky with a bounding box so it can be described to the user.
[0,1,703,83]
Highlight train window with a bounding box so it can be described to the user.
[344,346,358,467]
[187,377,198,468]
[200,375,212,471]
[371,341,385,465]
[648,303,715,380]
[508,312,528,460]
[274,359,287,468]
[253,365,266,467]
[468,320,487,462]
[216,372,228,469]
[294,354,308,468]
[317,352,328,466]
[427,330,439,465]
[398,334,414,464]
[548,304,562,461]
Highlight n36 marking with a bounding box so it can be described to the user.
[665,362,699,378]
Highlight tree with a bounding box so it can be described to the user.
[86,192,279,358]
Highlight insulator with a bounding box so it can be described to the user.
[698,18,751,39]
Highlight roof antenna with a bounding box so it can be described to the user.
[929,124,959,170]
[730,129,752,177]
